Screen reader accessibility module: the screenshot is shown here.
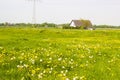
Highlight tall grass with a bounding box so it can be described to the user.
[0,27,120,80]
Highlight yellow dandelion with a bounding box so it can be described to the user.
[32,70,36,75]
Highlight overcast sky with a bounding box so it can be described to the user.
[0,0,120,25]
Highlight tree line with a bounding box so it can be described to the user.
[93,25,120,29]
[0,22,57,28]
[0,22,120,29]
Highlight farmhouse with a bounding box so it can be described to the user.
[70,20,82,28]
[69,20,93,30]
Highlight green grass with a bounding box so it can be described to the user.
[0,27,120,80]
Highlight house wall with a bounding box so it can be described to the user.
[70,22,76,27]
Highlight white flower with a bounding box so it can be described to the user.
[89,55,93,59]
[50,67,53,70]
[73,76,78,80]
[65,70,68,73]
[17,65,23,68]
[58,57,62,61]
[71,59,73,61]
[11,56,16,60]
[40,73,43,75]
[40,59,43,62]
[23,64,28,68]
[71,66,74,69]
[38,74,42,79]
[20,61,23,64]
[62,66,65,69]
[66,78,69,80]
[30,59,35,64]
[76,64,78,67]
[61,71,64,74]
[49,57,52,60]
[63,73,66,76]
[69,61,73,64]
[17,65,20,68]
[49,71,52,74]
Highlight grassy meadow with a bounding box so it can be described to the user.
[0,27,120,80]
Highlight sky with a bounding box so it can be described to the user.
[0,0,120,25]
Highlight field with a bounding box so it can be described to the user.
[0,27,120,80]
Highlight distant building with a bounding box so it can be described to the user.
[70,20,82,28]
[69,20,94,30]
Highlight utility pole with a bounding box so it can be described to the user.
[32,0,36,26]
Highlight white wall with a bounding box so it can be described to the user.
[70,21,76,27]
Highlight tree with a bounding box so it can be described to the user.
[80,19,92,29]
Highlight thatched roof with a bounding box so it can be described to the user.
[70,20,82,27]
